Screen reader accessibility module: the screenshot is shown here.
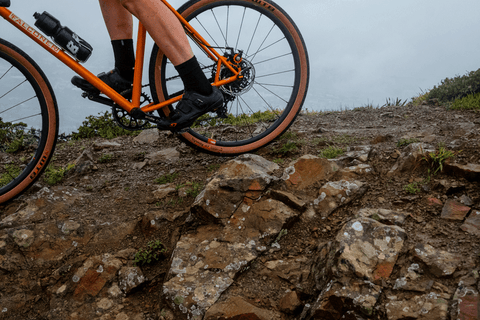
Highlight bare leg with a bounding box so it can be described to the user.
[120,0,193,66]
[99,0,133,40]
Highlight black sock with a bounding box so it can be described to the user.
[175,56,212,96]
[111,39,135,82]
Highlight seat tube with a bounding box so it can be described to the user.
[132,23,147,109]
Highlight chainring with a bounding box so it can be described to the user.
[112,92,153,131]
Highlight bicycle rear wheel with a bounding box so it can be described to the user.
[149,0,309,155]
[0,39,58,204]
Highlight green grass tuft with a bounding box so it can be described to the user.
[450,92,480,111]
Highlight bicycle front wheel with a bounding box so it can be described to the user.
[0,39,58,204]
[149,0,309,155]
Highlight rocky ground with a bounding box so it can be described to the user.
[1,103,480,320]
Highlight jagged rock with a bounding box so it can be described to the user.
[385,292,450,320]
[426,197,443,207]
[132,161,147,170]
[163,198,299,317]
[282,155,340,190]
[452,284,479,320]
[71,254,123,302]
[146,148,180,164]
[133,128,159,144]
[264,257,310,287]
[388,143,435,175]
[309,217,406,319]
[313,217,406,289]
[204,296,282,320]
[310,279,382,319]
[11,229,34,248]
[356,208,410,226]
[393,263,434,292]
[444,162,480,182]
[413,243,461,277]
[73,149,95,174]
[331,145,373,167]
[193,154,279,222]
[141,210,184,233]
[313,180,367,218]
[93,141,122,150]
[459,195,474,206]
[152,183,176,200]
[118,266,145,293]
[333,163,374,181]
[441,199,471,220]
[279,291,302,313]
[461,210,480,237]
[0,200,43,229]
[269,189,307,210]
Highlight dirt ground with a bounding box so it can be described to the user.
[1,103,480,319]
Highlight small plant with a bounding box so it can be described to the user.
[154,172,179,184]
[98,153,113,163]
[397,138,419,147]
[274,141,298,154]
[43,163,75,185]
[133,240,167,266]
[273,158,284,164]
[185,182,203,198]
[450,92,480,111]
[425,147,456,175]
[277,131,298,141]
[275,229,288,243]
[319,145,345,159]
[0,164,22,187]
[403,182,421,194]
[382,97,407,107]
[410,91,429,107]
[207,164,221,172]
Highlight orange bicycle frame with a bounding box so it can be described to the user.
[0,0,240,116]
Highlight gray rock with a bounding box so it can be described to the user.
[388,143,435,175]
[385,292,450,320]
[118,266,145,293]
[133,128,160,144]
[413,243,461,277]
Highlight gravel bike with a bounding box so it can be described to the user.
[0,0,309,204]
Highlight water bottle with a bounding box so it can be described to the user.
[33,11,93,63]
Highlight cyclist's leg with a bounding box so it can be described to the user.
[99,0,133,40]
[120,0,191,66]
[71,0,135,93]
[120,0,223,129]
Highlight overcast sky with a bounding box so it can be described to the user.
[2,0,480,132]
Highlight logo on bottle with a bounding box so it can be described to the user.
[66,41,79,55]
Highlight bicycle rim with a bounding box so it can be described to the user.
[0,39,58,204]
[149,0,309,155]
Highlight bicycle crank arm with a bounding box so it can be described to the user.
[82,92,115,107]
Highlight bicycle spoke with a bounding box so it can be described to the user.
[211,9,228,48]
[0,79,28,100]
[235,8,247,51]
[0,96,37,115]
[246,13,262,56]
[247,38,287,60]
[0,65,13,80]
[249,23,276,63]
[256,69,295,79]
[253,52,292,66]
[254,81,290,104]
[9,113,42,123]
